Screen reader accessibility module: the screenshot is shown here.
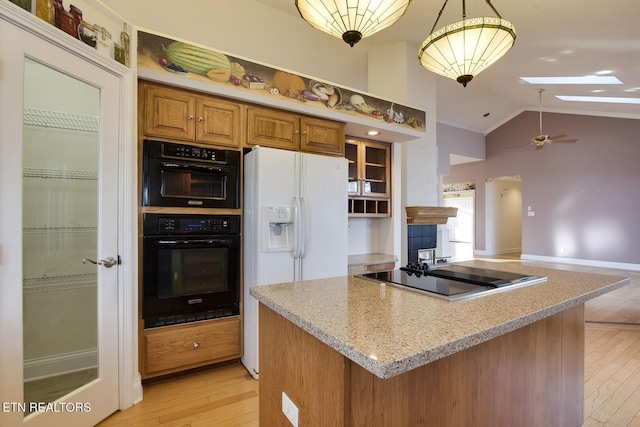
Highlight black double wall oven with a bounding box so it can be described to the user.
[141,140,241,329]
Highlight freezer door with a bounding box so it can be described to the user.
[299,152,348,280]
[242,147,297,378]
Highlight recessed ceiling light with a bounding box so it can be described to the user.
[556,95,640,104]
[590,89,605,93]
[595,70,614,75]
[520,76,623,84]
[366,130,380,136]
[624,87,640,92]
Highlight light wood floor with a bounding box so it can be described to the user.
[99,257,640,427]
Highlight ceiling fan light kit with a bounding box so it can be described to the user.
[295,0,412,47]
[418,0,516,87]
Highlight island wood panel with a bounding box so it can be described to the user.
[259,304,349,427]
[348,303,584,426]
[259,303,584,426]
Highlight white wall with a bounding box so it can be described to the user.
[367,42,437,264]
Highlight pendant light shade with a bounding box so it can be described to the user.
[296,0,412,47]
[418,1,516,87]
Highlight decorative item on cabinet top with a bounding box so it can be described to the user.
[137,30,425,132]
[7,0,130,65]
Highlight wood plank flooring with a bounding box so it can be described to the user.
[99,258,640,427]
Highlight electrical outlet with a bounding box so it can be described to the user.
[282,392,299,427]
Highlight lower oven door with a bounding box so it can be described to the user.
[142,234,240,320]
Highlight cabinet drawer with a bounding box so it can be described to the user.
[144,317,241,375]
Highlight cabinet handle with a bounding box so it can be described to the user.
[188,115,194,120]
[193,342,200,349]
[197,117,204,122]
[302,130,308,136]
[294,130,300,135]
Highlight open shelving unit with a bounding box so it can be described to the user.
[345,138,391,217]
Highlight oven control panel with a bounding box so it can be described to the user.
[144,214,241,235]
[159,217,231,232]
[147,139,239,164]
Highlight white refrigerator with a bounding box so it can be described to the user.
[242,146,348,378]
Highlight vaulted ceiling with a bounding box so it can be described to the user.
[256,0,640,134]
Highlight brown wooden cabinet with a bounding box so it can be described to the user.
[247,106,344,156]
[346,138,391,217]
[142,316,241,379]
[143,83,242,148]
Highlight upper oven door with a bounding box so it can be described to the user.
[143,158,239,208]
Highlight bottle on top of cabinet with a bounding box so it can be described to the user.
[36,0,55,25]
[93,24,112,56]
[120,23,130,66]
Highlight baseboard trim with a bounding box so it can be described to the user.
[132,375,143,405]
[520,254,640,272]
[24,349,97,382]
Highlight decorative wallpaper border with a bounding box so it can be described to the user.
[137,31,426,132]
[444,181,476,192]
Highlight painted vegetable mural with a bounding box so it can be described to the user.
[140,31,425,131]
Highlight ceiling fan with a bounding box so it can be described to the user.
[529,88,578,149]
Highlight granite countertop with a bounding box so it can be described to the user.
[348,253,397,268]
[250,259,630,379]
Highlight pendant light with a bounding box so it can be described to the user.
[418,0,516,87]
[295,0,412,47]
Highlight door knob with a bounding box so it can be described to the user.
[83,257,117,268]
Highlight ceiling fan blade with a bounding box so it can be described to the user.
[509,142,534,149]
[549,134,568,140]
[551,138,578,143]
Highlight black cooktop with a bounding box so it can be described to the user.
[360,265,546,301]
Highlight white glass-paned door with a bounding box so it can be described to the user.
[22,58,100,411]
[0,13,120,426]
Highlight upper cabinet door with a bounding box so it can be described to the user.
[246,106,300,150]
[346,139,390,198]
[144,85,196,141]
[196,97,242,148]
[300,117,344,156]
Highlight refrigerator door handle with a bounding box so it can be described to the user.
[292,196,302,259]
[299,196,309,259]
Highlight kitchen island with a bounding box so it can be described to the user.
[250,259,629,426]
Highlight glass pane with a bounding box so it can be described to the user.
[22,59,100,412]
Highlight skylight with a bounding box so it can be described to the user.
[556,95,640,104]
[520,76,623,84]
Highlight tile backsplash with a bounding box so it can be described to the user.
[407,225,437,263]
